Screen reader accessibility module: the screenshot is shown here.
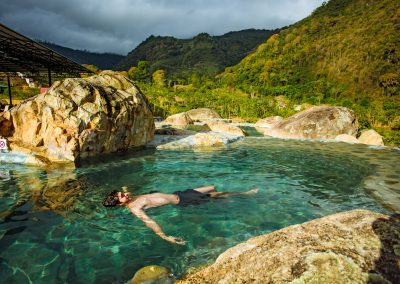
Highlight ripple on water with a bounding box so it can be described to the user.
[0,137,398,283]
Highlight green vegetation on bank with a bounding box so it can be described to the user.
[137,82,296,122]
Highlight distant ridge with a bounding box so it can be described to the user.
[40,41,124,70]
[115,29,279,80]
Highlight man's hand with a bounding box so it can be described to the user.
[163,235,186,245]
[130,207,186,245]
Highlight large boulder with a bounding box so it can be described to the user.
[358,129,384,146]
[5,71,154,163]
[179,210,400,283]
[263,106,358,140]
[185,108,221,122]
[161,112,193,126]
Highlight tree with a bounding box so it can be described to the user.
[128,66,139,80]
[152,69,166,87]
[136,60,150,82]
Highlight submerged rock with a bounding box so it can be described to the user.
[156,132,243,150]
[131,265,174,284]
[358,129,384,146]
[206,121,245,137]
[4,71,154,164]
[178,210,400,283]
[262,106,358,140]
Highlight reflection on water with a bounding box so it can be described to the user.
[0,138,399,283]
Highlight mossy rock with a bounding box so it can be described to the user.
[131,265,174,284]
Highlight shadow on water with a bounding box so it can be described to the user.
[368,214,400,283]
[78,146,155,167]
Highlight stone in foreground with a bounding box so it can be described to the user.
[178,210,399,284]
[358,129,384,146]
[263,106,358,140]
[131,265,173,284]
[4,71,154,164]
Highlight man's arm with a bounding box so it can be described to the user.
[130,207,185,245]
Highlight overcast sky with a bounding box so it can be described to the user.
[0,0,325,55]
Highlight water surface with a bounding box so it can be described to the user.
[0,138,399,283]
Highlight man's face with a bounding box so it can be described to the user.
[117,192,128,204]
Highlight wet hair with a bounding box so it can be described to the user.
[102,190,121,207]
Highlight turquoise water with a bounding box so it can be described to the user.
[0,137,399,283]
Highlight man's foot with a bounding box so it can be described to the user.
[244,188,259,195]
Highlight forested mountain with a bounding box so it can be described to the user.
[138,0,399,145]
[40,41,124,70]
[115,29,278,80]
[218,0,399,129]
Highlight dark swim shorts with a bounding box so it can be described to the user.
[173,189,211,206]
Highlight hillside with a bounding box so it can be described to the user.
[115,29,278,80]
[217,0,399,132]
[40,41,124,70]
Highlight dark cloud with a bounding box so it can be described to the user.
[0,0,325,55]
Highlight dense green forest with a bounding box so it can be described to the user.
[130,0,399,145]
[40,41,124,70]
[115,29,278,81]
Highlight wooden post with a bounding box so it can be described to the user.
[7,75,12,105]
[48,67,52,87]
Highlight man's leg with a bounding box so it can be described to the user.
[193,185,216,193]
[208,188,259,198]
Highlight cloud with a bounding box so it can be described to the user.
[0,0,325,54]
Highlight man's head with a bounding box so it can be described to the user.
[102,191,130,207]
[102,191,120,207]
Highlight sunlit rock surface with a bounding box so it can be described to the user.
[161,112,193,126]
[178,210,399,284]
[3,71,154,164]
[334,134,359,144]
[262,106,358,140]
[185,108,221,122]
[358,129,384,146]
